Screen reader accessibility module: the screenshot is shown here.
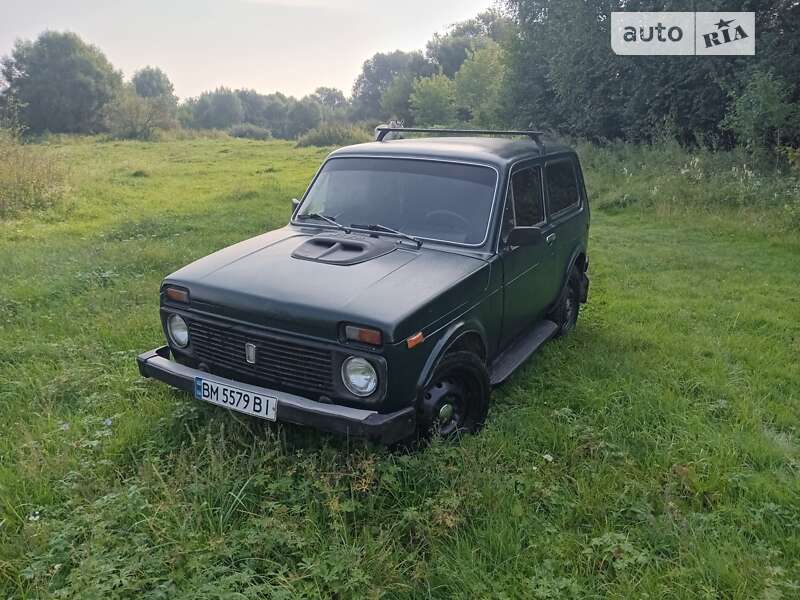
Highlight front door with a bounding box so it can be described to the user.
[500,163,560,348]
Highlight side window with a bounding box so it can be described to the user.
[510,166,544,227]
[546,160,580,216]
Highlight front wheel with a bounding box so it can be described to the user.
[418,351,490,438]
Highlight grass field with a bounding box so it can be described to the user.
[1,137,799,598]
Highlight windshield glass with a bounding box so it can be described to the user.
[297,157,497,245]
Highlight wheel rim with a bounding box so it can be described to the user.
[423,376,468,436]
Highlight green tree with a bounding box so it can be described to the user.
[504,0,800,144]
[410,74,455,126]
[380,72,417,124]
[723,71,797,154]
[286,97,322,138]
[132,67,175,99]
[504,0,625,138]
[177,99,197,128]
[312,87,348,122]
[352,51,433,120]
[104,83,177,139]
[450,8,515,42]
[131,66,177,126]
[236,89,270,127]
[191,88,244,129]
[426,34,483,79]
[312,87,347,112]
[262,93,291,138]
[426,9,513,77]
[455,42,506,127]
[0,31,121,133]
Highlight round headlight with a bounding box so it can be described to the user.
[341,356,378,397]
[167,314,189,348]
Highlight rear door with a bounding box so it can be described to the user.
[499,162,560,348]
[543,156,585,286]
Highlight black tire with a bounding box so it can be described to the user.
[550,268,581,337]
[417,351,490,438]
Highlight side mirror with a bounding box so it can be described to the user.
[291,198,300,216]
[507,227,543,247]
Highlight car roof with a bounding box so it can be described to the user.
[328,136,574,170]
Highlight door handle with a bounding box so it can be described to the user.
[545,233,557,245]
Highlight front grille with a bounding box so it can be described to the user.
[188,319,334,395]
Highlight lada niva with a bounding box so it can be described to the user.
[137,128,590,443]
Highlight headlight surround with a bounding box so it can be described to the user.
[341,356,378,397]
[167,314,190,348]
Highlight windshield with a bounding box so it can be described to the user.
[296,157,497,245]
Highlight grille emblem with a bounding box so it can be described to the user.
[245,342,257,364]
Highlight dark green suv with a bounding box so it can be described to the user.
[137,128,590,443]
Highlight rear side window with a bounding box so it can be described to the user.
[546,160,580,215]
[510,167,544,226]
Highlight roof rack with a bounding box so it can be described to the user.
[375,127,545,149]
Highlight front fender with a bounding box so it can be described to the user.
[415,319,488,391]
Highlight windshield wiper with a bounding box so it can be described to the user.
[350,223,422,248]
[298,214,421,247]
[296,212,348,232]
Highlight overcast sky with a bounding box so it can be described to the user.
[0,0,495,100]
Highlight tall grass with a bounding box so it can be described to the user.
[577,140,800,229]
[1,138,798,597]
[151,127,232,141]
[0,129,69,219]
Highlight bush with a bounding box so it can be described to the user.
[230,123,272,140]
[296,122,370,147]
[0,129,69,219]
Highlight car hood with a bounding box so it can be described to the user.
[164,227,491,343]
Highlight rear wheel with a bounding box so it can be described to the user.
[418,351,490,438]
[551,268,581,337]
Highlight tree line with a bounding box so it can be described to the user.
[0,31,348,141]
[1,1,798,153]
[503,0,799,153]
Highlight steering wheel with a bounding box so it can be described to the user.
[424,210,471,233]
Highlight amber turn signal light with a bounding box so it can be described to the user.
[345,325,382,346]
[165,286,189,303]
[406,331,425,349]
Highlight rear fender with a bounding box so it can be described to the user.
[550,246,589,310]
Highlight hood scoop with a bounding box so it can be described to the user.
[291,233,398,265]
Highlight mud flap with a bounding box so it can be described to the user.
[579,272,590,303]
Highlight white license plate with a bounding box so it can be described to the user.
[194,377,277,421]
